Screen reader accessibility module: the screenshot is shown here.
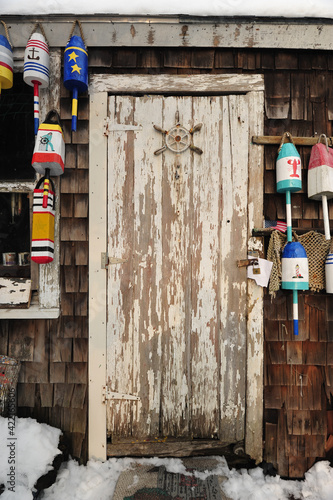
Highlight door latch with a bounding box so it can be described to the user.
[101,252,127,269]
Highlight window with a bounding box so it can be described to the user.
[0,74,59,317]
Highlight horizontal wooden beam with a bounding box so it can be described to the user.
[252,135,333,146]
[2,16,333,50]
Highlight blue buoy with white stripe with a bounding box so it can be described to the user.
[282,241,309,335]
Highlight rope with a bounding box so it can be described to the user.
[29,22,49,46]
[277,131,295,154]
[67,19,87,48]
[267,230,331,296]
[0,21,13,49]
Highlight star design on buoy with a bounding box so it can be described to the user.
[68,51,79,62]
[71,64,82,74]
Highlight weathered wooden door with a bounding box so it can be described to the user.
[106,93,256,448]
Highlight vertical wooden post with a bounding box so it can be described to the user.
[88,91,108,460]
[246,90,264,462]
[39,48,61,309]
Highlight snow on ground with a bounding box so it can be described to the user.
[1,416,333,499]
[2,0,333,19]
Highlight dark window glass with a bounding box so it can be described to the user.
[0,73,35,181]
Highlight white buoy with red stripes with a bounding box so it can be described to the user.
[308,134,333,240]
[282,241,309,335]
[24,31,49,135]
[0,22,13,96]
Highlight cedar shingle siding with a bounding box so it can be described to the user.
[1,46,332,476]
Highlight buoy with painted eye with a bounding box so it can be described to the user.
[0,34,13,95]
[282,241,309,335]
[276,136,302,242]
[63,35,88,132]
[24,32,49,135]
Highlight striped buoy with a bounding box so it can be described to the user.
[32,110,65,209]
[0,26,13,95]
[276,133,302,242]
[31,177,55,264]
[63,25,88,132]
[24,31,49,135]
[282,241,309,335]
[325,252,333,293]
[308,135,333,240]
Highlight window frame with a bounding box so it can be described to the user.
[0,49,61,318]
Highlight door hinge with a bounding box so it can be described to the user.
[101,252,127,269]
[102,387,140,403]
[103,118,143,136]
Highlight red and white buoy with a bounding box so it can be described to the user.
[308,134,333,240]
[24,32,49,135]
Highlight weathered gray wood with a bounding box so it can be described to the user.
[107,439,236,458]
[190,96,220,438]
[5,17,333,51]
[246,90,264,463]
[88,91,108,460]
[219,95,248,443]
[90,74,264,95]
[0,278,31,308]
[106,93,257,445]
[39,48,61,309]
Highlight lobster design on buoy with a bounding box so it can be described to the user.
[276,132,302,242]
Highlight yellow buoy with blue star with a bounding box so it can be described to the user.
[64,35,88,132]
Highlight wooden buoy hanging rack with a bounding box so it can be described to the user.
[252,135,333,147]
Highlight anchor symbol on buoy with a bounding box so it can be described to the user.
[27,47,40,60]
[288,158,301,178]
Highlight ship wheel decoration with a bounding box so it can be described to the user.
[153,117,203,156]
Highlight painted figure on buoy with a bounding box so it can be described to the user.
[282,241,309,335]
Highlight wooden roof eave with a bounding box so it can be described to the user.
[2,14,333,50]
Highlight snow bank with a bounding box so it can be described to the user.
[0,416,61,499]
[1,0,333,19]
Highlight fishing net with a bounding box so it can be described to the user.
[267,230,331,297]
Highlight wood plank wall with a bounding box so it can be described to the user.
[1,46,332,475]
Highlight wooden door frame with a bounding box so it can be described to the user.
[88,74,264,461]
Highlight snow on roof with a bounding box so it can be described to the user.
[2,0,333,18]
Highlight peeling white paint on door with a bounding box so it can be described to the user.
[106,93,262,446]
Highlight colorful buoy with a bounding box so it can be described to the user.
[24,32,49,135]
[325,252,333,293]
[31,110,65,208]
[282,241,309,335]
[63,35,88,132]
[0,34,13,95]
[276,135,302,241]
[308,135,333,240]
